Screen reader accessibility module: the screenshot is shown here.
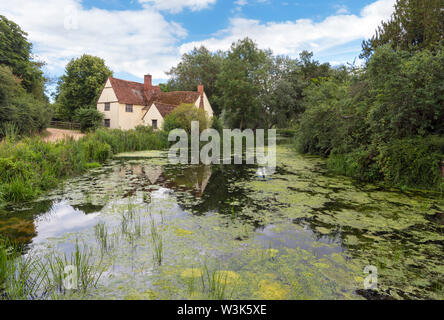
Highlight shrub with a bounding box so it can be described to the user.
[327,148,382,183]
[377,136,444,189]
[163,103,210,134]
[74,108,104,133]
[0,66,51,138]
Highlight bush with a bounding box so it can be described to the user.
[163,103,210,134]
[295,79,349,156]
[74,108,104,133]
[377,136,444,189]
[327,148,382,183]
[0,65,51,138]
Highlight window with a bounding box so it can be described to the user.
[126,104,133,113]
[104,119,110,128]
[105,103,110,111]
[152,120,158,130]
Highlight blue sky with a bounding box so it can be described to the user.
[0,0,396,86]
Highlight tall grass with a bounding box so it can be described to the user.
[0,238,46,300]
[0,122,20,142]
[149,216,163,267]
[0,126,169,205]
[94,222,112,254]
[1,237,106,300]
[200,262,229,300]
[46,241,105,295]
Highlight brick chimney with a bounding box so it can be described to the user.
[144,74,152,90]
[197,84,204,95]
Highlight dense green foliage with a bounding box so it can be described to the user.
[168,40,333,130]
[361,0,444,59]
[0,127,168,204]
[166,47,224,116]
[216,38,270,130]
[74,108,105,133]
[0,16,50,138]
[295,1,444,190]
[0,15,46,100]
[54,54,113,121]
[163,103,210,134]
[0,66,51,138]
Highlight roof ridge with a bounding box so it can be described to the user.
[161,90,198,94]
[109,77,143,85]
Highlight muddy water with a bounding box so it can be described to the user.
[0,145,443,300]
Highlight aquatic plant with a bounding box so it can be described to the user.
[200,262,233,300]
[46,241,105,295]
[150,217,163,266]
[0,238,47,300]
[94,222,111,253]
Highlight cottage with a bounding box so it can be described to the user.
[97,74,213,130]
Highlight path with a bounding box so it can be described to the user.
[43,128,85,142]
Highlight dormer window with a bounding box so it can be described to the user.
[126,104,133,113]
[105,103,110,111]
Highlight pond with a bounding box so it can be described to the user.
[1,144,443,300]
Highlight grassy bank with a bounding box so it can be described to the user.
[0,126,169,205]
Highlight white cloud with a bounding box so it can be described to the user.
[0,0,187,79]
[235,0,248,6]
[180,0,396,61]
[138,0,216,13]
[334,4,349,15]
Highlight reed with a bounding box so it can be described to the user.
[149,216,163,266]
[0,238,47,300]
[46,240,105,295]
[200,261,230,300]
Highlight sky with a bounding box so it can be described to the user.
[0,0,396,87]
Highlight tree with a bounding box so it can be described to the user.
[55,54,113,120]
[0,65,51,137]
[166,46,224,115]
[365,44,444,141]
[163,104,210,134]
[361,0,444,59]
[158,83,172,92]
[259,51,333,129]
[0,15,46,100]
[216,38,268,130]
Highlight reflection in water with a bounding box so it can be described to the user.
[1,149,442,300]
[32,202,100,244]
[255,224,343,257]
[119,163,213,198]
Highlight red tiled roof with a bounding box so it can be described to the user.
[105,77,204,118]
[152,102,177,117]
[108,78,147,105]
[155,91,201,106]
